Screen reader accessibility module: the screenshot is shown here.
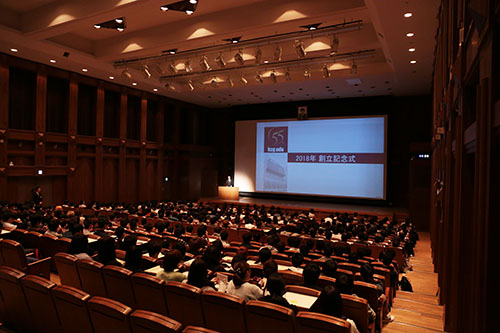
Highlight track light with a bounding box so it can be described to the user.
[215,54,226,68]
[187,80,194,91]
[300,23,321,31]
[121,69,132,79]
[168,62,177,74]
[351,61,358,74]
[142,65,151,79]
[255,47,262,64]
[226,77,234,87]
[165,83,176,91]
[270,71,277,83]
[94,24,101,29]
[322,64,330,78]
[211,77,219,88]
[185,10,193,15]
[200,56,211,71]
[115,18,123,24]
[285,68,291,81]
[295,40,306,58]
[274,44,282,61]
[256,73,264,84]
[189,0,198,4]
[330,35,339,55]
[239,75,248,85]
[234,51,244,66]
[184,60,192,73]
[304,68,311,79]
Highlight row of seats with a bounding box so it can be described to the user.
[54,253,376,332]
[0,238,52,278]
[0,265,218,333]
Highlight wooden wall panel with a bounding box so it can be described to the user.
[145,159,157,201]
[75,158,94,203]
[125,159,139,203]
[102,158,118,202]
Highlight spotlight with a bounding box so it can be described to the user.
[189,0,198,3]
[223,37,241,44]
[122,69,132,79]
[165,83,176,91]
[330,35,339,55]
[132,82,137,86]
[274,44,282,61]
[184,60,193,73]
[94,24,101,29]
[10,48,18,52]
[322,64,330,78]
[160,5,169,11]
[211,77,219,88]
[117,27,124,32]
[215,54,226,68]
[406,32,414,37]
[304,68,311,79]
[115,18,123,24]
[185,10,193,15]
[256,73,264,84]
[285,68,291,81]
[187,80,195,91]
[270,71,277,83]
[404,12,413,18]
[37,169,43,176]
[295,40,306,58]
[255,47,262,64]
[226,77,234,87]
[410,60,417,64]
[234,51,244,66]
[200,56,211,71]
[168,62,177,74]
[239,75,248,85]
[300,23,321,31]
[351,61,358,74]
[162,48,177,55]
[49,59,56,63]
[142,65,151,79]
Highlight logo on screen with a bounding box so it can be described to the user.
[264,127,288,153]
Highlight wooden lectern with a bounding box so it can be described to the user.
[218,186,239,200]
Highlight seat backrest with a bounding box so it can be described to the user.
[52,285,93,333]
[164,281,205,327]
[341,294,369,333]
[131,272,168,315]
[279,270,304,286]
[353,281,379,314]
[88,296,132,333]
[338,262,361,274]
[102,265,135,308]
[317,276,336,289]
[21,275,61,332]
[0,239,27,271]
[182,326,220,333]
[285,285,321,297]
[0,267,33,332]
[25,231,42,250]
[76,259,107,297]
[55,252,83,289]
[295,311,350,333]
[201,290,246,333]
[9,229,28,246]
[244,300,295,333]
[130,310,182,333]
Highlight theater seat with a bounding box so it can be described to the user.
[353,281,383,330]
[182,326,220,333]
[245,300,295,333]
[341,294,373,333]
[279,270,304,285]
[130,310,182,333]
[201,290,246,333]
[164,281,205,327]
[131,272,168,315]
[317,276,336,289]
[102,265,136,308]
[338,262,361,275]
[295,311,350,333]
[285,285,321,297]
[52,285,93,333]
[55,252,83,289]
[0,239,51,279]
[21,275,61,332]
[0,267,33,332]
[88,296,132,333]
[76,259,107,297]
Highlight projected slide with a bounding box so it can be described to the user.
[255,117,386,199]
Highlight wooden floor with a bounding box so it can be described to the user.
[384,232,445,332]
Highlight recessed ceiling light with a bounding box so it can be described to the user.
[264,60,269,64]
[82,68,88,72]
[132,82,137,86]
[189,0,198,3]
[153,88,158,92]
[10,48,18,52]
[404,12,413,18]
[49,59,56,63]
[94,24,101,29]
[109,76,114,80]
[160,5,169,11]
[409,48,416,52]
[410,60,417,64]
[115,18,123,24]
[406,32,414,37]
[117,27,124,32]
[185,10,193,15]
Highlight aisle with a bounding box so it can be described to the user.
[384,232,445,332]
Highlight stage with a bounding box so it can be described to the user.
[201,196,409,221]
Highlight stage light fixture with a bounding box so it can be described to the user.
[304,68,311,79]
[300,23,321,31]
[184,60,193,73]
[94,24,101,29]
[330,35,339,55]
[239,75,248,85]
[351,61,358,74]
[227,77,234,87]
[168,62,177,74]
[122,69,132,79]
[117,27,124,32]
[295,40,306,58]
[187,80,195,91]
[256,73,264,84]
[185,9,193,15]
[160,5,169,11]
[322,63,330,78]
[215,54,226,68]
[115,18,123,23]
[200,56,211,71]
[270,71,278,83]
[234,51,245,66]
[211,77,219,88]
[285,68,291,81]
[93,17,125,31]
[189,0,198,4]
[142,65,151,79]
[223,36,241,44]
[255,47,262,64]
[274,44,282,61]
[165,83,176,91]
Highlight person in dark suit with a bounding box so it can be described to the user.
[32,187,43,205]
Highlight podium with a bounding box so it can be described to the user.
[218,186,239,200]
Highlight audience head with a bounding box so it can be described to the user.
[125,245,143,271]
[97,236,117,262]
[303,262,321,286]
[291,253,304,268]
[187,259,210,288]
[312,285,343,318]
[68,233,89,255]
[263,259,278,278]
[336,273,354,295]
[322,259,338,277]
[163,250,182,272]
[266,273,285,297]
[258,247,272,263]
[360,263,374,282]
[242,232,252,244]
[233,261,251,287]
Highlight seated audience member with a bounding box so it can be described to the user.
[120,234,138,251]
[93,217,108,238]
[275,241,286,253]
[336,273,377,323]
[231,254,247,270]
[157,250,188,282]
[186,259,215,291]
[310,285,360,333]
[188,237,205,256]
[360,263,385,295]
[302,263,322,290]
[62,222,83,239]
[124,245,144,273]
[289,253,304,274]
[220,230,230,248]
[225,262,263,301]
[202,245,225,273]
[287,237,301,252]
[321,259,338,278]
[260,273,297,312]
[299,244,311,258]
[147,240,162,259]
[321,243,334,260]
[45,219,62,237]
[95,236,122,267]
[257,247,272,264]
[240,232,253,249]
[27,214,46,233]
[68,233,92,260]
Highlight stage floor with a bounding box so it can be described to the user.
[201,196,408,220]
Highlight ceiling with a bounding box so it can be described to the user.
[0,0,441,108]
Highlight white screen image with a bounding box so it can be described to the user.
[235,116,387,200]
